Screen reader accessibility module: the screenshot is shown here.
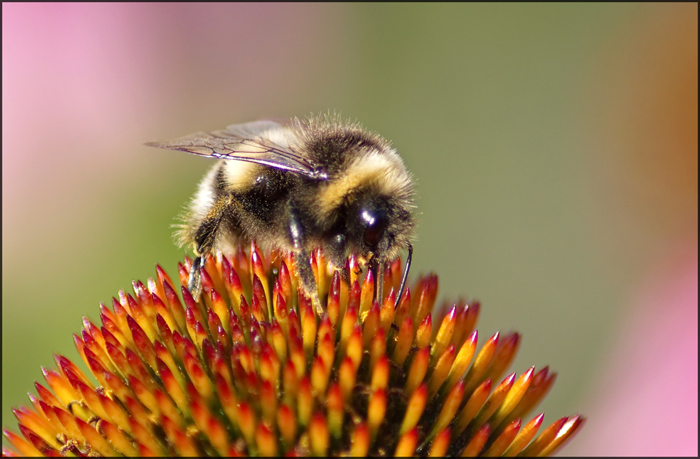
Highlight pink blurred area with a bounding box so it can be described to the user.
[568,244,698,456]
[2,2,348,259]
[2,2,343,169]
[569,7,698,456]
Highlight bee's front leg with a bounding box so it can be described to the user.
[327,233,352,285]
[190,194,239,301]
[188,255,204,300]
[288,206,323,316]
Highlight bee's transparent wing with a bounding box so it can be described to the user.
[145,120,325,179]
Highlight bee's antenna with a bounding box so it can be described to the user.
[394,243,413,309]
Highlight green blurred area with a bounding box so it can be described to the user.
[3,3,697,447]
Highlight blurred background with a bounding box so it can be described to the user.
[3,4,697,455]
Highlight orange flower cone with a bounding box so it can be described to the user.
[3,245,584,456]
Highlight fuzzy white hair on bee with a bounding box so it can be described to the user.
[146,114,416,312]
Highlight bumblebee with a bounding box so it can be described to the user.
[147,115,415,310]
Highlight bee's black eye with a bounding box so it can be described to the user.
[361,208,388,249]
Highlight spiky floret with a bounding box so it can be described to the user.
[2,245,584,457]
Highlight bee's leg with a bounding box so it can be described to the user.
[369,255,384,305]
[190,194,239,301]
[375,257,385,305]
[327,234,351,285]
[340,266,351,285]
[188,256,204,300]
[294,249,324,316]
[394,243,413,309]
[288,208,323,316]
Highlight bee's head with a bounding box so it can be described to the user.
[332,190,414,267]
[315,142,416,267]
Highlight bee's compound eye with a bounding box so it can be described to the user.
[361,208,388,249]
